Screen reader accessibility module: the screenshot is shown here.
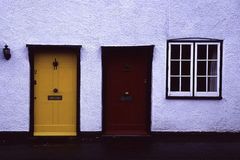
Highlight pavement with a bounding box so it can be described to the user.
[1,135,240,160]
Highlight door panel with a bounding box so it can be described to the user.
[34,51,77,136]
[102,47,153,135]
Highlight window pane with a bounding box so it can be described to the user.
[197,45,207,59]
[181,61,190,75]
[197,61,206,75]
[171,61,180,75]
[181,77,190,91]
[197,77,206,91]
[208,61,217,75]
[171,45,180,59]
[208,77,217,91]
[182,45,191,59]
[208,45,217,59]
[170,77,179,91]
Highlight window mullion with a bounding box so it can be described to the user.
[191,43,194,96]
[206,45,208,92]
[179,45,182,91]
[194,43,197,96]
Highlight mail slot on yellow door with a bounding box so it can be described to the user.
[34,51,77,136]
[48,95,63,100]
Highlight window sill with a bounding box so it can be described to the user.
[166,96,222,100]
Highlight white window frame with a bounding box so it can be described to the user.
[167,41,222,98]
[168,42,194,97]
[194,42,220,97]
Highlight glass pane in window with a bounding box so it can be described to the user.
[170,77,179,91]
[181,61,190,75]
[197,77,206,91]
[197,61,206,75]
[171,45,180,59]
[208,61,217,75]
[208,45,217,59]
[181,77,190,91]
[208,77,217,91]
[170,61,180,75]
[182,45,191,59]
[197,45,207,59]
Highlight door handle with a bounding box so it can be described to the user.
[53,88,58,93]
[121,91,132,102]
[124,91,129,95]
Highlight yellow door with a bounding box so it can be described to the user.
[34,51,77,136]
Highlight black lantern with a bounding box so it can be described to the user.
[3,45,11,60]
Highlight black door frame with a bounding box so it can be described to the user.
[27,44,81,136]
[101,45,154,135]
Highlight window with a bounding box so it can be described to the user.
[167,38,222,99]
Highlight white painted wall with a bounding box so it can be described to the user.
[0,0,239,132]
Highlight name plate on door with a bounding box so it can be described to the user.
[120,95,132,102]
[48,95,63,100]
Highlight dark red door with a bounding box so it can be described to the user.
[102,46,153,135]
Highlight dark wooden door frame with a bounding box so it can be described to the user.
[27,44,81,136]
[101,45,154,135]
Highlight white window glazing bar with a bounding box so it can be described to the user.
[217,43,220,94]
[206,44,209,92]
[190,43,194,96]
[179,44,182,91]
[168,43,171,94]
[194,44,198,95]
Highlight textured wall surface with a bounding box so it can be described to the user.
[0,0,239,132]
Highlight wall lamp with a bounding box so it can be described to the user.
[3,45,11,60]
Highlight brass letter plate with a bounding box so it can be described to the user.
[48,95,62,100]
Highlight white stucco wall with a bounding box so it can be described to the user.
[0,0,239,132]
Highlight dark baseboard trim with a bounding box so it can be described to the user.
[79,131,102,137]
[0,131,102,144]
[1,131,240,143]
[0,131,29,137]
[151,131,240,136]
[151,131,240,142]
[0,132,29,144]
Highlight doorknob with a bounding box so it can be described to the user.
[53,88,58,93]
[121,91,132,102]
